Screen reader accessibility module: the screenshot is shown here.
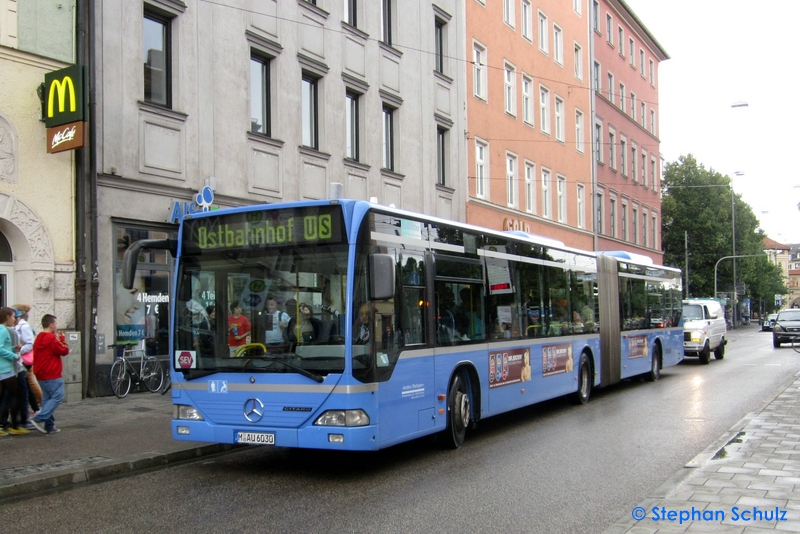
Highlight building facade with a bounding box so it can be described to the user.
[86,0,467,393]
[592,0,667,263]
[466,0,593,249]
[0,1,79,397]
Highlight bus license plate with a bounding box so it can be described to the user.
[236,431,275,445]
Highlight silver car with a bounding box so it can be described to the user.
[762,313,778,331]
[773,309,800,347]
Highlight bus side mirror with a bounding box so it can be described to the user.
[369,254,395,301]
[122,239,177,289]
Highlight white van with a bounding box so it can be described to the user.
[682,298,727,364]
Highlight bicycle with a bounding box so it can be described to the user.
[108,342,165,398]
[160,365,172,395]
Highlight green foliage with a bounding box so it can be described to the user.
[661,155,788,309]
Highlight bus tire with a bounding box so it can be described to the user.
[442,372,470,449]
[646,345,661,382]
[699,342,710,365]
[572,354,592,405]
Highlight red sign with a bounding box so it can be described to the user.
[177,351,195,369]
[46,120,86,153]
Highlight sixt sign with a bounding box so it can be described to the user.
[43,65,86,128]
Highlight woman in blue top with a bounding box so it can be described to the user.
[0,306,27,435]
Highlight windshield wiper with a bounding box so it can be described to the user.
[245,355,325,383]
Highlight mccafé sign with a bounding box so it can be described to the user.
[43,65,87,153]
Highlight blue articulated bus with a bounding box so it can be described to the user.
[122,199,683,450]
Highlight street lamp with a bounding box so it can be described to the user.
[730,100,748,326]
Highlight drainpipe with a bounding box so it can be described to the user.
[588,1,598,251]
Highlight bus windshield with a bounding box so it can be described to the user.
[174,243,348,378]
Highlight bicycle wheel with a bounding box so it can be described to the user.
[160,368,172,395]
[110,359,131,398]
[142,357,165,392]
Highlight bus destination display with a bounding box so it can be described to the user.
[182,206,344,254]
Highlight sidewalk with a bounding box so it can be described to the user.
[0,390,233,502]
[605,371,800,533]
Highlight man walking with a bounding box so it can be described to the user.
[29,314,69,434]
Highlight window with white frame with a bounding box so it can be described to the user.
[608,129,616,169]
[541,168,551,219]
[649,59,654,85]
[521,0,532,41]
[630,92,636,119]
[651,157,658,191]
[650,109,655,135]
[434,18,446,75]
[618,26,624,53]
[557,174,566,223]
[574,43,583,80]
[475,139,488,198]
[606,14,612,43]
[538,11,548,53]
[595,191,604,235]
[629,38,635,66]
[621,203,628,241]
[539,85,550,134]
[641,152,647,187]
[619,83,625,110]
[506,153,517,208]
[632,206,638,243]
[594,121,602,163]
[607,72,614,102]
[593,61,600,91]
[437,126,448,186]
[573,0,581,15]
[620,137,627,175]
[522,75,533,125]
[609,197,616,238]
[250,54,271,136]
[473,42,487,100]
[631,145,637,181]
[302,74,319,149]
[592,0,598,31]
[504,62,516,115]
[652,214,657,248]
[344,0,357,27]
[382,104,395,170]
[144,11,172,108]
[642,211,647,248]
[640,49,645,76]
[381,0,393,45]
[577,184,585,228]
[345,91,360,160]
[503,0,514,27]
[575,109,585,153]
[641,101,645,126]
[555,96,565,142]
[525,161,535,213]
[553,25,563,65]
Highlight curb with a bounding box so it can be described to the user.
[0,443,239,503]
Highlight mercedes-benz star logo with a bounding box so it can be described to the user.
[243,398,265,422]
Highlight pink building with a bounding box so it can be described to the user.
[465,0,667,264]
[591,0,668,263]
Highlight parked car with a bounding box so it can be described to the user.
[773,309,800,347]
[682,298,727,364]
[761,313,778,332]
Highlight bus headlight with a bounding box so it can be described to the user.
[314,410,370,427]
[174,404,205,421]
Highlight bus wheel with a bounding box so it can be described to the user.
[443,372,470,449]
[646,345,661,382]
[572,354,592,405]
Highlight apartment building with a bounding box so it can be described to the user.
[591,0,668,263]
[466,0,593,249]
[82,0,467,393]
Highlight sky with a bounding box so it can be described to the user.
[623,0,800,245]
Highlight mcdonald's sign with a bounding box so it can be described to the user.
[43,65,86,128]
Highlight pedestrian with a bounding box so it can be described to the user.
[13,304,41,418]
[29,314,69,435]
[228,304,252,356]
[0,306,28,435]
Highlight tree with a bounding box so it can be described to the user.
[661,155,787,309]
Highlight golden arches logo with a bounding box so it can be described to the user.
[47,76,76,117]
